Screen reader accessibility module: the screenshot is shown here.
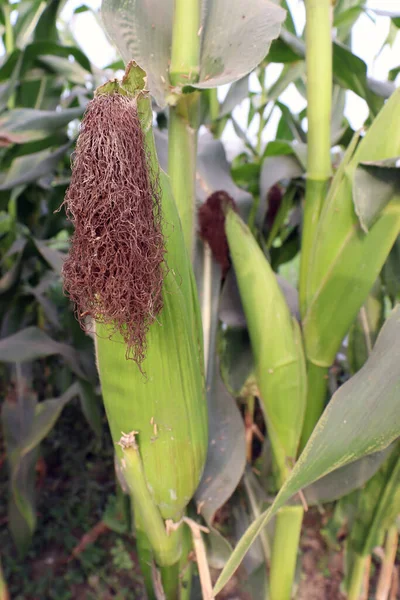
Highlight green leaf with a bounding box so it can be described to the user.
[13,0,46,48]
[347,283,384,374]
[267,61,305,101]
[213,305,400,595]
[304,89,400,367]
[0,107,84,145]
[275,101,306,143]
[38,55,90,85]
[264,140,307,169]
[267,30,392,113]
[2,382,79,553]
[193,243,243,570]
[74,4,91,14]
[20,41,92,75]
[0,327,89,380]
[77,380,103,437]
[382,236,400,304]
[26,385,80,454]
[259,154,303,204]
[353,158,400,232]
[220,76,249,117]
[155,130,253,218]
[101,0,285,107]
[304,444,394,505]
[333,42,384,116]
[33,0,63,43]
[32,238,66,274]
[219,326,255,398]
[389,65,400,82]
[194,2,286,91]
[225,210,306,483]
[280,0,296,36]
[194,371,246,524]
[196,134,253,219]
[347,445,400,557]
[267,37,300,63]
[333,5,364,35]
[0,52,23,112]
[0,142,71,190]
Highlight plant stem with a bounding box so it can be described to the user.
[299,0,332,317]
[256,67,267,156]
[299,361,328,452]
[134,506,158,600]
[168,94,200,256]
[119,434,182,567]
[269,505,304,600]
[179,524,194,600]
[4,3,14,55]
[208,88,219,122]
[170,0,201,86]
[168,0,201,256]
[376,526,399,600]
[208,89,227,138]
[347,554,368,600]
[161,562,181,600]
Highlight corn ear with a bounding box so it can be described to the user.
[90,66,207,560]
[303,88,400,367]
[225,208,306,484]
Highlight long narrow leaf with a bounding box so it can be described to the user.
[214,305,400,594]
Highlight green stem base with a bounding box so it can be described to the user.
[161,562,181,600]
[347,554,368,600]
[269,505,304,600]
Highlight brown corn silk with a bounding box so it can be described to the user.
[198,190,236,276]
[62,93,165,365]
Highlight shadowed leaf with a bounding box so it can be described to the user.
[353,158,400,232]
[0,107,84,145]
[0,327,89,380]
[2,382,80,553]
[0,142,71,190]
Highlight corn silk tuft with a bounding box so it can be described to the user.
[198,190,237,276]
[61,93,165,366]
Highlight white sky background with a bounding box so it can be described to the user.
[60,0,400,156]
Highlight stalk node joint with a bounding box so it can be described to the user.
[117,430,139,450]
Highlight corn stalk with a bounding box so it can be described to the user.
[299,0,332,450]
[168,0,201,256]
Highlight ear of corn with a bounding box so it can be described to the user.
[224,208,306,485]
[303,88,400,367]
[87,65,207,563]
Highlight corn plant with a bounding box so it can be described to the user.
[1,0,400,598]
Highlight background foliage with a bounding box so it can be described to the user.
[0,0,399,598]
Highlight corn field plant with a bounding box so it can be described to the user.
[1,0,400,599]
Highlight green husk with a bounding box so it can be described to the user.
[91,65,207,566]
[225,208,306,485]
